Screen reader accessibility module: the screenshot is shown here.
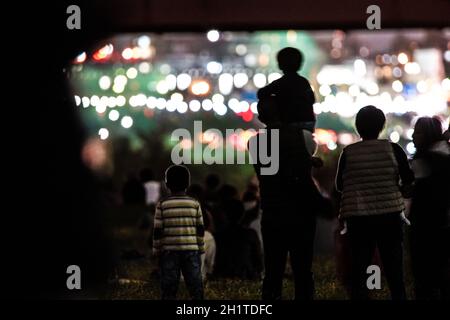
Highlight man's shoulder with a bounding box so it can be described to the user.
[287,73,312,85]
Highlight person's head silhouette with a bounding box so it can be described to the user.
[277,47,304,73]
[412,117,444,152]
[355,105,386,140]
[165,165,190,193]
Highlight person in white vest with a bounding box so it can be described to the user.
[335,105,414,300]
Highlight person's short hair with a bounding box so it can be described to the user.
[414,117,444,148]
[355,105,386,139]
[277,47,304,72]
[165,165,190,192]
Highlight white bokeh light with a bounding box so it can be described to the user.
[202,99,213,111]
[177,102,188,114]
[349,84,360,96]
[189,100,201,112]
[389,131,400,143]
[207,61,223,74]
[207,30,220,42]
[228,98,240,113]
[235,44,247,56]
[392,80,403,93]
[107,96,117,108]
[137,35,151,47]
[219,73,233,95]
[177,73,192,90]
[116,95,126,107]
[366,82,379,95]
[319,84,332,96]
[98,128,109,140]
[268,72,282,83]
[146,96,156,109]
[250,102,258,114]
[233,73,249,88]
[75,52,86,63]
[74,95,81,106]
[406,142,416,154]
[244,54,257,67]
[99,76,111,90]
[165,74,177,91]
[138,62,151,74]
[126,67,138,79]
[95,103,107,114]
[191,80,210,95]
[405,62,421,75]
[156,98,166,110]
[239,101,250,112]
[212,93,225,104]
[398,52,408,64]
[108,110,120,121]
[445,50,450,62]
[121,116,133,129]
[171,92,184,102]
[213,103,227,116]
[327,141,337,151]
[441,78,450,91]
[114,75,128,87]
[82,96,90,108]
[416,80,428,93]
[90,95,100,107]
[253,73,267,88]
[156,80,169,95]
[406,128,414,140]
[354,59,366,76]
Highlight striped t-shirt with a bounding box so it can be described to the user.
[152,195,205,255]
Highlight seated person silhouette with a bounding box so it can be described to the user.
[257,47,316,132]
[253,94,321,185]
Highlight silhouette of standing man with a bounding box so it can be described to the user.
[250,47,320,300]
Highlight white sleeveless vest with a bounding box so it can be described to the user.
[340,139,405,217]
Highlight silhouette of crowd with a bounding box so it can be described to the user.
[109,47,449,301]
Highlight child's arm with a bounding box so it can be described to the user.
[400,211,411,226]
[339,218,348,235]
[152,202,163,257]
[196,205,205,254]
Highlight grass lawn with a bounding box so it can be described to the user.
[103,255,414,300]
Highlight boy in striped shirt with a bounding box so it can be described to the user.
[153,165,205,300]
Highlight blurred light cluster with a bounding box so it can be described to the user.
[70,30,449,155]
